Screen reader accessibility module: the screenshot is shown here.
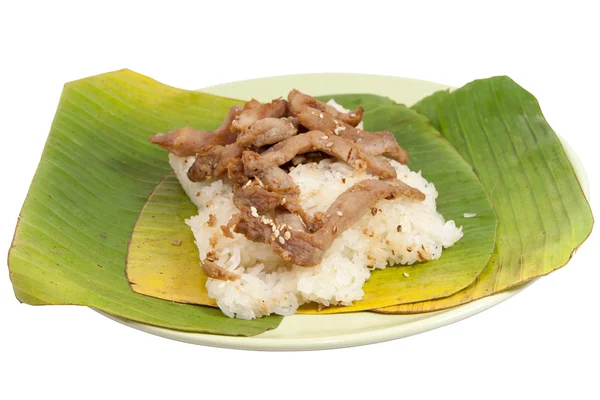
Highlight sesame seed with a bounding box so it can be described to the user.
[206,251,217,262]
[272,225,277,232]
[312,111,319,116]
[356,138,362,142]
[284,231,291,240]
[332,225,338,234]
[463,213,477,218]
[321,135,328,140]
[403,272,409,278]
[289,123,294,129]
[350,113,356,117]
[278,236,285,245]
[336,211,343,216]
[274,229,280,237]
[243,180,251,188]
[280,197,286,205]
[319,113,324,119]
[250,206,259,217]
[334,119,339,125]
[326,142,334,148]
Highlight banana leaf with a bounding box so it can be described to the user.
[127,95,497,313]
[7,69,282,335]
[375,76,593,314]
[128,173,217,307]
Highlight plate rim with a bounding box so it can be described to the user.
[96,73,589,351]
[97,282,531,351]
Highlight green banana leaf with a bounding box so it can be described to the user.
[127,94,497,313]
[7,69,282,335]
[376,76,593,314]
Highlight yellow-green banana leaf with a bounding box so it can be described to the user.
[376,76,593,314]
[7,69,281,335]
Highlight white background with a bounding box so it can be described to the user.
[1,1,598,399]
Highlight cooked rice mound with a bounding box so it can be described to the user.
[170,151,462,319]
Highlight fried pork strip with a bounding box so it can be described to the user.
[242,130,396,179]
[288,89,363,127]
[231,99,289,133]
[149,106,242,156]
[297,110,408,164]
[186,143,243,182]
[232,179,425,266]
[236,117,299,148]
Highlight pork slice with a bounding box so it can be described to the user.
[236,117,298,148]
[242,131,396,178]
[288,89,363,127]
[186,143,243,182]
[242,131,362,171]
[231,179,424,266]
[296,110,408,164]
[231,98,289,133]
[149,106,242,156]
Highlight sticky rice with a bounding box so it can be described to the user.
[170,122,462,319]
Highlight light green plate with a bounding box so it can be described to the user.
[99,74,589,350]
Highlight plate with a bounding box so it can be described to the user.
[98,73,589,350]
